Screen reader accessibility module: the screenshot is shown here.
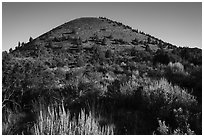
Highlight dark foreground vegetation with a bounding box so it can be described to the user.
[2,17,202,135]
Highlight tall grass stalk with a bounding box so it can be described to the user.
[33,102,114,135]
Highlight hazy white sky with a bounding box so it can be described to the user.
[2,2,202,51]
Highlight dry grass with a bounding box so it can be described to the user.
[33,102,114,135]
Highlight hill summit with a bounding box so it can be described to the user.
[10,17,201,67]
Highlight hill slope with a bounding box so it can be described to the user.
[11,17,201,66]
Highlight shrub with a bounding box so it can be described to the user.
[2,108,20,135]
[72,37,82,45]
[101,38,107,45]
[76,55,85,67]
[29,37,33,42]
[105,49,113,58]
[167,62,184,73]
[155,119,195,135]
[131,50,152,62]
[165,62,192,94]
[113,39,127,45]
[143,78,197,111]
[153,50,170,65]
[140,78,198,132]
[131,38,139,45]
[106,35,113,39]
[92,45,106,64]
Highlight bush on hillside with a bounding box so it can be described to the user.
[167,62,184,73]
[143,78,197,111]
[141,78,197,132]
[153,50,170,65]
[155,119,195,135]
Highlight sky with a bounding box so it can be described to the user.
[2,2,202,51]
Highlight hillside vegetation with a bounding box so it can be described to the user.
[2,17,202,135]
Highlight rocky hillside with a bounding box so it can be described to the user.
[10,17,201,66]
